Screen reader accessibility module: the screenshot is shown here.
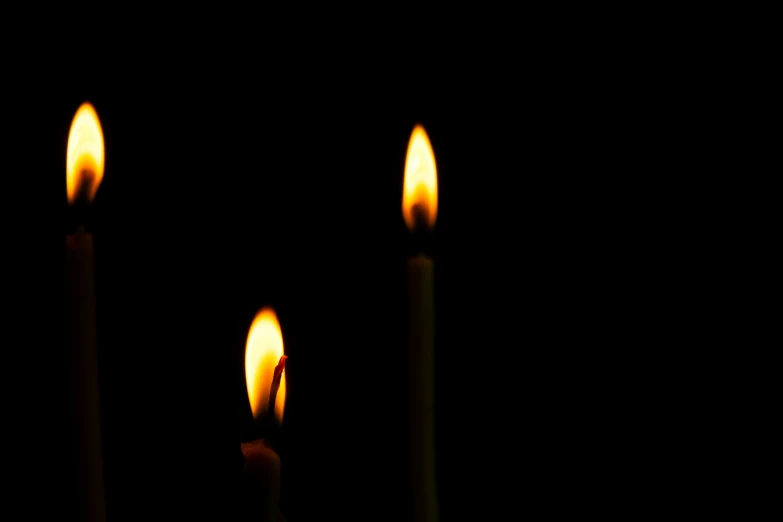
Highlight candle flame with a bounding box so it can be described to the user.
[66,102,105,204]
[402,124,438,231]
[245,307,287,423]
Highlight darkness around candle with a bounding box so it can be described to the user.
[20,57,688,521]
[15,54,401,522]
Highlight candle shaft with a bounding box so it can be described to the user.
[65,227,106,522]
[240,438,285,522]
[407,254,438,522]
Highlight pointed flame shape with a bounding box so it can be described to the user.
[245,307,287,422]
[66,102,105,204]
[402,124,438,231]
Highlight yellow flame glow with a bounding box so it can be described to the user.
[402,124,438,231]
[245,307,286,422]
[66,102,105,204]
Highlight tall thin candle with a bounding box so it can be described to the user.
[402,124,439,522]
[64,102,106,522]
[241,307,287,522]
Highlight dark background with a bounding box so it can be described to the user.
[6,37,717,520]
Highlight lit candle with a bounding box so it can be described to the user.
[241,307,288,522]
[402,124,439,522]
[64,102,106,522]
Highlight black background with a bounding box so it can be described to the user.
[5,30,719,520]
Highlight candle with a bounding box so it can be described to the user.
[241,307,288,522]
[402,124,439,522]
[64,102,107,522]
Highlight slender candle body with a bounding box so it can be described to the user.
[241,438,285,522]
[408,254,438,522]
[65,226,106,522]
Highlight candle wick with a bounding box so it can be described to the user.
[266,355,287,435]
[77,172,95,204]
[411,202,430,234]
[410,203,432,255]
[69,172,95,233]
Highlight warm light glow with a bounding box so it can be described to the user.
[245,307,287,422]
[402,124,438,231]
[66,102,105,204]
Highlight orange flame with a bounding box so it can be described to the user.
[66,102,105,204]
[245,307,287,423]
[402,124,438,231]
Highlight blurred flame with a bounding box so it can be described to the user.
[245,307,286,422]
[66,102,105,204]
[402,124,438,231]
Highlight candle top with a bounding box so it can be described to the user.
[241,438,281,472]
[241,437,275,453]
